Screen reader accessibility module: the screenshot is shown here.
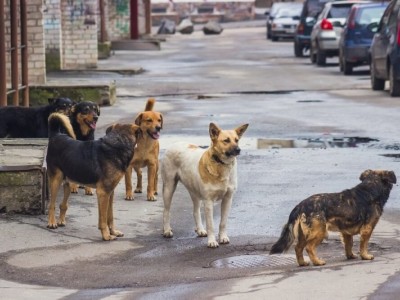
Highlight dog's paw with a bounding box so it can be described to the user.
[125,193,135,201]
[147,195,157,201]
[57,220,66,227]
[207,240,219,248]
[85,187,94,195]
[195,229,207,237]
[102,235,117,241]
[312,259,326,266]
[219,235,230,244]
[346,253,358,260]
[163,230,174,238]
[154,191,158,195]
[47,223,58,229]
[134,188,142,193]
[298,261,310,267]
[361,253,374,260]
[110,229,124,237]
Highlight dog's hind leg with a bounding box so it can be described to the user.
[107,191,124,238]
[134,166,143,194]
[124,165,135,200]
[57,181,72,227]
[218,192,233,244]
[146,163,157,201]
[47,170,63,229]
[97,188,117,241]
[342,233,357,259]
[162,175,178,238]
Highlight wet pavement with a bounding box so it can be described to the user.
[1,24,400,299]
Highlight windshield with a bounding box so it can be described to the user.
[327,5,353,19]
[276,7,302,18]
[356,6,387,25]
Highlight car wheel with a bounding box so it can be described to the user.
[310,45,316,64]
[294,41,303,58]
[343,60,353,75]
[271,36,279,42]
[389,64,400,97]
[370,60,385,91]
[316,45,326,66]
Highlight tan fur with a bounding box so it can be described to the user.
[48,113,76,140]
[125,98,163,201]
[162,122,249,248]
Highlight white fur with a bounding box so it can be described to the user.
[161,142,237,248]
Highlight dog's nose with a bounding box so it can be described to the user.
[156,125,162,132]
[234,147,241,155]
[93,115,99,121]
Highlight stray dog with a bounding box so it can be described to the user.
[270,170,396,266]
[46,113,139,241]
[68,101,101,195]
[0,97,74,138]
[162,122,249,248]
[125,98,162,201]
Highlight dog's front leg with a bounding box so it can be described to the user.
[360,224,375,260]
[146,163,157,201]
[342,233,357,259]
[47,171,63,229]
[124,165,134,200]
[107,191,124,238]
[97,189,116,241]
[219,193,233,244]
[193,197,207,237]
[204,200,218,248]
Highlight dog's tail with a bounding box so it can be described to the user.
[269,206,302,254]
[144,98,155,111]
[48,112,76,139]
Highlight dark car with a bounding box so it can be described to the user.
[294,0,331,57]
[339,2,388,75]
[370,0,400,96]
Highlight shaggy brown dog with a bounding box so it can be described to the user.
[124,98,163,201]
[0,97,74,138]
[46,113,139,241]
[69,101,100,195]
[270,170,396,266]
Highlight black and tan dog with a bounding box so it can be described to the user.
[270,170,396,266]
[124,98,163,201]
[46,113,139,241]
[0,97,74,138]
[68,101,101,195]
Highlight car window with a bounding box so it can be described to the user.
[379,1,396,28]
[303,0,329,18]
[327,5,353,19]
[276,7,302,18]
[387,3,400,26]
[357,6,387,25]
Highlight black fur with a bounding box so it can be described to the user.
[0,97,74,138]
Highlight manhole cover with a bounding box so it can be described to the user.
[209,254,296,269]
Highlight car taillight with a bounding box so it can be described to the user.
[297,23,304,34]
[397,22,400,46]
[321,18,333,30]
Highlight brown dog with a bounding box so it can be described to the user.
[46,113,139,241]
[125,98,163,201]
[270,170,396,266]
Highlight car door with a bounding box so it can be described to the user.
[371,1,396,76]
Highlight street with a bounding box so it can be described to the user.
[1,24,400,299]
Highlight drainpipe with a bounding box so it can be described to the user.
[0,0,6,107]
[130,0,139,39]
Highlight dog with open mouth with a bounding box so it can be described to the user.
[124,98,163,201]
[69,101,100,195]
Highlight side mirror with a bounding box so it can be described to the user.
[293,16,300,21]
[305,17,316,25]
[367,22,379,33]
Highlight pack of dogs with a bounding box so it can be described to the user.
[0,98,397,267]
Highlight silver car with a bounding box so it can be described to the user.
[310,0,369,66]
[270,3,303,41]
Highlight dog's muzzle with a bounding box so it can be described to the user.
[148,127,161,140]
[226,147,241,157]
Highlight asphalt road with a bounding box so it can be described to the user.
[1,25,400,299]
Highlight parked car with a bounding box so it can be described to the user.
[370,0,400,96]
[270,3,303,41]
[294,0,331,57]
[310,0,369,66]
[266,2,303,39]
[339,2,388,75]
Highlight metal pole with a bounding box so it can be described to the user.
[10,0,19,106]
[21,0,28,107]
[99,0,108,43]
[0,0,6,106]
[130,0,139,39]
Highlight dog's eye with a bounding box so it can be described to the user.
[223,138,230,143]
[146,119,152,123]
[235,138,239,143]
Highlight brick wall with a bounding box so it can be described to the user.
[4,0,46,86]
[44,0,61,56]
[60,0,98,69]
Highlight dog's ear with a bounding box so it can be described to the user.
[135,113,143,126]
[235,124,249,139]
[106,124,115,134]
[209,123,221,140]
[383,171,397,184]
[160,113,163,129]
[360,169,373,181]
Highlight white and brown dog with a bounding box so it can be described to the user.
[161,122,248,248]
